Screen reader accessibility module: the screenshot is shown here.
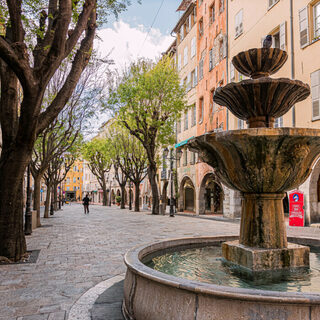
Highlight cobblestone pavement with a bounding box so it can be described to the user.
[0,204,319,320]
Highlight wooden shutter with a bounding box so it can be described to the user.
[194,66,198,85]
[223,35,227,58]
[299,7,309,48]
[230,62,235,81]
[209,49,213,71]
[311,70,320,119]
[280,22,286,50]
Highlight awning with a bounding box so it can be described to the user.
[175,136,194,148]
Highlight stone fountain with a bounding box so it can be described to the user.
[190,48,320,273]
[122,48,320,320]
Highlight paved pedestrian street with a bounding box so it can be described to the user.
[1,204,320,320]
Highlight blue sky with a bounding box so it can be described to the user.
[108,0,183,35]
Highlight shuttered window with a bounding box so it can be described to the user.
[192,104,196,126]
[314,2,320,38]
[191,37,196,58]
[311,70,320,120]
[209,49,213,71]
[184,46,188,66]
[235,9,243,38]
[279,22,286,50]
[268,0,279,9]
[230,62,235,81]
[274,117,283,128]
[199,58,204,80]
[299,7,309,48]
[184,111,189,130]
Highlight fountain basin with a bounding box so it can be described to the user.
[123,236,320,320]
[232,48,288,79]
[213,78,310,128]
[188,128,320,194]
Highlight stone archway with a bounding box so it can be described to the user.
[199,173,224,215]
[179,176,195,212]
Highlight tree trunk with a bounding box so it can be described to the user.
[53,184,58,211]
[44,185,51,218]
[102,181,108,206]
[120,185,126,209]
[134,181,140,212]
[0,151,28,261]
[148,164,159,214]
[33,174,42,227]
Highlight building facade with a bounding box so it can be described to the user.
[227,0,320,224]
[63,159,84,201]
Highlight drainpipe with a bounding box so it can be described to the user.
[290,0,295,127]
[226,0,229,131]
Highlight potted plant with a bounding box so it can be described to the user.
[116,196,121,206]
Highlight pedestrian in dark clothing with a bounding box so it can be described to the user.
[83,195,90,214]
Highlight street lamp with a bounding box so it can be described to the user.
[163,147,182,217]
[24,163,32,235]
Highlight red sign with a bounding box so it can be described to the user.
[289,191,304,227]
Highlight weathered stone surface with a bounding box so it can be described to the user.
[232,48,288,79]
[222,240,310,271]
[214,78,310,128]
[189,128,320,194]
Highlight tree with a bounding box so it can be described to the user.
[31,55,106,226]
[108,57,188,214]
[0,1,130,261]
[82,138,112,206]
[109,124,148,211]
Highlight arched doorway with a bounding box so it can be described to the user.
[199,173,223,215]
[179,176,195,212]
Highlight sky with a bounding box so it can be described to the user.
[95,0,182,70]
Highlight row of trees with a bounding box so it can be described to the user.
[82,57,189,215]
[0,0,131,262]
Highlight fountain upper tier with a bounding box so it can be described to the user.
[214,48,310,128]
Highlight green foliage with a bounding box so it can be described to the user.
[107,56,189,152]
[81,138,112,185]
[115,195,121,203]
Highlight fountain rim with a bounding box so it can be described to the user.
[188,127,320,140]
[124,235,320,305]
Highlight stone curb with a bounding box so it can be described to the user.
[67,274,125,320]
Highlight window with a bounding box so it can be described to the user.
[235,9,243,38]
[188,14,192,30]
[268,0,279,9]
[187,73,191,91]
[274,117,283,128]
[178,54,181,71]
[219,0,224,13]
[311,69,320,120]
[184,111,189,130]
[314,2,320,39]
[180,25,184,41]
[209,48,215,71]
[238,119,244,129]
[183,149,188,166]
[67,187,70,191]
[66,177,70,184]
[73,177,76,183]
[199,18,204,37]
[177,120,181,134]
[199,58,204,80]
[192,104,196,126]
[191,37,196,58]
[184,46,188,66]
[230,62,235,81]
[210,89,215,114]
[210,2,215,24]
[190,152,196,165]
[199,97,204,123]
[299,7,309,47]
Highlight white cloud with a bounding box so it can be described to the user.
[95,20,174,71]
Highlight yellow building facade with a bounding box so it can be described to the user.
[63,159,84,201]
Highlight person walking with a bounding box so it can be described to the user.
[82,194,90,214]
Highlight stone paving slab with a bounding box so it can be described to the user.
[0,204,319,319]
